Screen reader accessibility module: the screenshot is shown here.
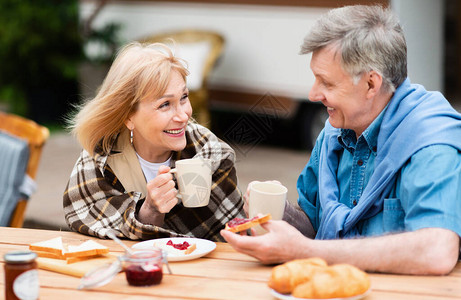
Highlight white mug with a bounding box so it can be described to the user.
[248,181,287,234]
[170,158,212,208]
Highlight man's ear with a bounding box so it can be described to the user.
[366,71,383,99]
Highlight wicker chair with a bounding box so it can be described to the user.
[0,111,49,227]
[141,29,225,127]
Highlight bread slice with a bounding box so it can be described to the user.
[224,213,272,233]
[64,240,109,258]
[33,250,65,260]
[30,237,110,263]
[29,237,65,257]
[154,240,197,256]
[66,254,109,264]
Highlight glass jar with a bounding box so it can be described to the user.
[120,249,164,286]
[4,250,39,300]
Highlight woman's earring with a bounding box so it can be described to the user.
[130,129,134,144]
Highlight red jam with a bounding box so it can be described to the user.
[166,240,190,250]
[123,250,164,287]
[125,264,163,286]
[227,216,258,228]
[4,251,39,300]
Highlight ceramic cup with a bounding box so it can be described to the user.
[248,181,287,235]
[170,158,212,208]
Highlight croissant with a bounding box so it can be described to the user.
[269,259,371,298]
[291,264,371,299]
[268,257,328,294]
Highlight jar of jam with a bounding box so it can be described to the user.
[4,250,39,300]
[120,249,164,286]
[78,248,170,290]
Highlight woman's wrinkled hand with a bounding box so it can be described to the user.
[145,165,179,214]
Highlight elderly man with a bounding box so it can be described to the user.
[221,5,461,275]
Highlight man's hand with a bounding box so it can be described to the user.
[221,220,308,264]
[223,224,460,275]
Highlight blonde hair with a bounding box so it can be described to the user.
[69,42,189,155]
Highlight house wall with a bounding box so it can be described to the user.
[391,0,444,92]
[81,1,327,99]
[80,0,444,98]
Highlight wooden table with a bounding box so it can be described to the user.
[0,227,460,299]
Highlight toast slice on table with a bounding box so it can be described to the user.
[65,240,109,258]
[29,237,109,264]
[224,213,272,233]
[32,251,64,260]
[29,236,65,258]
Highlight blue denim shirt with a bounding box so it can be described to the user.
[298,109,461,237]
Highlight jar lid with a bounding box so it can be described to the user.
[4,250,37,264]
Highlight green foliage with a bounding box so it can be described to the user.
[84,22,123,64]
[0,86,27,116]
[0,0,82,119]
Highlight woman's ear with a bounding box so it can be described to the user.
[124,118,134,130]
[366,71,383,99]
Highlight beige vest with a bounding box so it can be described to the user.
[107,129,147,198]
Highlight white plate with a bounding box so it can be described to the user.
[270,288,371,300]
[132,237,216,262]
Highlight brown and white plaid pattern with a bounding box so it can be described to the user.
[63,122,244,241]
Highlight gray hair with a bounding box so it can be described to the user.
[300,5,407,93]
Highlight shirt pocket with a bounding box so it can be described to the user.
[383,198,405,233]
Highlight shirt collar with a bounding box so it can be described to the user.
[338,105,388,154]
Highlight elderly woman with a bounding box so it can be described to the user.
[64,42,244,241]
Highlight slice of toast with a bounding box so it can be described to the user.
[64,240,109,258]
[29,236,65,257]
[224,213,272,233]
[30,237,110,264]
[154,240,197,256]
[66,254,110,264]
[33,250,65,260]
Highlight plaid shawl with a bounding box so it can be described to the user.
[63,122,244,241]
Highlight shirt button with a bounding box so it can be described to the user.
[353,200,357,206]
[357,159,363,166]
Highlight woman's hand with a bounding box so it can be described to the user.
[138,165,179,225]
[145,165,179,213]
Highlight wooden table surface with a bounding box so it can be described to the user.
[0,227,460,299]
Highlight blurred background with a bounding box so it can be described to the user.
[1,0,460,230]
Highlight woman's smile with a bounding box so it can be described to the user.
[164,127,185,137]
